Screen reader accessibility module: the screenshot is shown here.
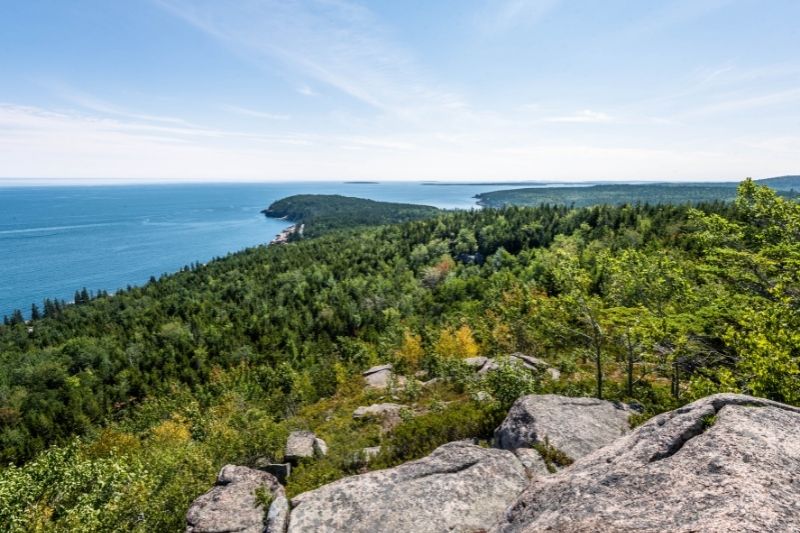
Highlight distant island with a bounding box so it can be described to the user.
[262,194,440,237]
[475,176,800,208]
[344,180,380,184]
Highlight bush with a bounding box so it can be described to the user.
[376,402,503,465]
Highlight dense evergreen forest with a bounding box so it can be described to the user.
[0,179,798,531]
[263,194,440,237]
[475,178,800,208]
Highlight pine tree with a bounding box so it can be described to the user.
[10,309,24,325]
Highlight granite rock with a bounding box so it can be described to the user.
[186,465,283,533]
[493,394,631,463]
[494,394,800,533]
[288,441,527,533]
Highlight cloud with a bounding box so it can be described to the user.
[297,85,316,97]
[154,0,462,119]
[620,0,734,40]
[45,81,191,125]
[680,88,800,118]
[5,100,798,183]
[222,104,290,120]
[544,110,613,123]
[479,0,561,32]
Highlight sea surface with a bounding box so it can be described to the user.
[0,181,533,318]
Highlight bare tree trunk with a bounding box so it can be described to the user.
[626,334,634,397]
[671,360,680,400]
[595,342,603,400]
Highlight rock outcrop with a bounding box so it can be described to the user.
[287,441,528,533]
[285,430,327,462]
[353,403,406,431]
[255,461,291,485]
[361,446,382,462]
[509,353,561,380]
[363,363,406,389]
[352,402,404,419]
[473,354,560,380]
[464,356,488,369]
[493,394,800,533]
[186,465,285,533]
[493,394,631,462]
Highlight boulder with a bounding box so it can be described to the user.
[266,493,290,533]
[354,403,406,431]
[422,377,441,387]
[186,465,284,533]
[477,358,500,375]
[353,402,404,419]
[509,353,561,380]
[361,446,382,462]
[255,461,291,485]
[464,356,488,369]
[362,363,394,389]
[285,430,324,462]
[288,441,527,533]
[512,448,549,477]
[494,394,800,533]
[314,437,328,457]
[493,394,631,463]
[474,355,560,380]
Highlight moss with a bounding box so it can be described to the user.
[701,414,717,428]
[532,437,574,474]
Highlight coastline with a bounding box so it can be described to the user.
[270,223,304,245]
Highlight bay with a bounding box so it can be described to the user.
[0,181,531,318]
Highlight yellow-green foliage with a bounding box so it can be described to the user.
[435,324,480,359]
[0,374,288,533]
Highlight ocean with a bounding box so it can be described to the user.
[0,181,530,318]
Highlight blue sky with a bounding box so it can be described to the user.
[1,0,799,181]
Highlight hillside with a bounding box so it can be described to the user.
[262,194,440,237]
[0,179,798,531]
[759,174,800,190]
[184,393,800,532]
[475,179,800,208]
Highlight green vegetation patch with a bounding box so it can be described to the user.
[262,194,440,236]
[475,182,800,208]
[532,436,574,474]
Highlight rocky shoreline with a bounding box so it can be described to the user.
[270,224,304,245]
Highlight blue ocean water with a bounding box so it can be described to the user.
[0,181,529,318]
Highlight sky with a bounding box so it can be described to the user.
[0,0,799,182]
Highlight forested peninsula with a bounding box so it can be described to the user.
[475,175,800,208]
[262,194,440,237]
[0,179,798,531]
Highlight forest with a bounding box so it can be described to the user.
[262,194,440,237]
[0,179,798,531]
[475,177,800,208]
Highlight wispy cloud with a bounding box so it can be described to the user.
[679,87,800,118]
[222,104,290,120]
[297,85,316,97]
[478,0,561,33]
[154,0,462,119]
[620,0,735,40]
[0,103,427,179]
[544,110,613,123]
[45,81,191,125]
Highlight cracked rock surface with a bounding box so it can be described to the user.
[493,394,800,533]
[493,394,632,461]
[287,441,528,533]
[186,465,284,533]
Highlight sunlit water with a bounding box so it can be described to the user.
[0,181,535,318]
